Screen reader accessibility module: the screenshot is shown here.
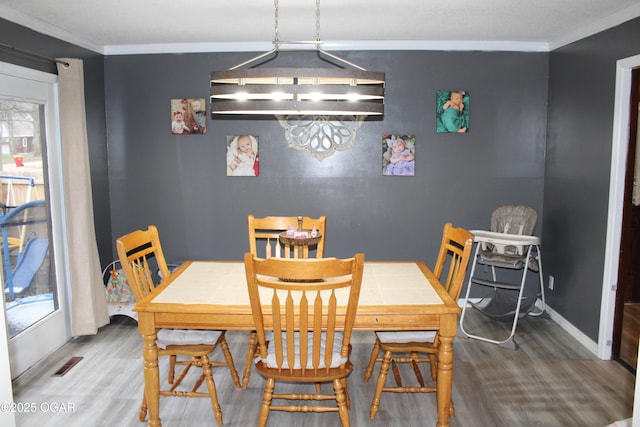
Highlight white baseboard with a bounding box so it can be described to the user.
[458,298,600,358]
[543,304,599,357]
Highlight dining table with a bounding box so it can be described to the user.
[133,259,461,427]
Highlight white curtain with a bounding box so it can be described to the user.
[56,58,109,336]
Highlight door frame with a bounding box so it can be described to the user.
[0,61,71,378]
[601,54,640,360]
[612,66,640,365]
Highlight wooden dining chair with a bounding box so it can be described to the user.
[242,214,327,388]
[116,225,240,426]
[248,214,326,259]
[244,252,365,427]
[363,223,473,421]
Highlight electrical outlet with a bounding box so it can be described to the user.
[548,275,555,290]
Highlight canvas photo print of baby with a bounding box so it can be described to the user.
[382,134,415,176]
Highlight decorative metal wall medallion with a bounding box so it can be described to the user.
[277,115,365,160]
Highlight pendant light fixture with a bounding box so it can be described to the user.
[210,0,384,160]
[209,0,385,117]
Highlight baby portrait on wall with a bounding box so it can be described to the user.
[226,135,259,177]
[382,134,416,176]
[436,91,469,133]
[170,98,207,135]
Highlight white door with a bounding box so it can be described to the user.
[0,61,70,379]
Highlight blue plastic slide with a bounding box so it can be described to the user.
[1,199,48,298]
[8,237,49,296]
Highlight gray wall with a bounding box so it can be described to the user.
[14,11,638,345]
[105,50,548,267]
[543,17,640,341]
[0,18,112,269]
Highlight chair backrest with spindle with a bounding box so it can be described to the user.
[247,215,326,259]
[244,252,364,374]
[432,222,474,303]
[116,225,170,302]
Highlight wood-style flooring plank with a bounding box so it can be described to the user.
[11,311,635,427]
[620,302,640,369]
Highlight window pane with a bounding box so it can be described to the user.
[0,99,56,338]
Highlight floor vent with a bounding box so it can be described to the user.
[52,356,83,377]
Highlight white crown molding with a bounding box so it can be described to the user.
[104,39,549,56]
[549,3,640,50]
[321,40,550,52]
[103,42,274,56]
[0,5,103,54]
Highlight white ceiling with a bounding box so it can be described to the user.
[1,0,640,54]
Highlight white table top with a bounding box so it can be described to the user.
[152,261,444,307]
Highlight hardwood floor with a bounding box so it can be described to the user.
[11,311,635,427]
[620,302,640,371]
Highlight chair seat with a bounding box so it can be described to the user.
[156,328,224,349]
[478,249,525,268]
[375,330,437,344]
[257,331,346,369]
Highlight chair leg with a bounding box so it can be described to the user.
[219,334,241,387]
[191,372,206,393]
[201,355,223,426]
[410,358,426,387]
[341,378,351,409]
[168,354,177,383]
[364,338,380,382]
[258,377,275,427]
[334,378,350,427]
[169,362,194,392]
[370,350,392,419]
[243,331,258,389]
[391,360,403,387]
[138,391,148,422]
[428,353,437,382]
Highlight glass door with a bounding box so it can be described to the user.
[0,62,70,379]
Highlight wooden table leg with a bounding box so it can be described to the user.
[436,313,456,427]
[242,331,257,389]
[138,312,161,427]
